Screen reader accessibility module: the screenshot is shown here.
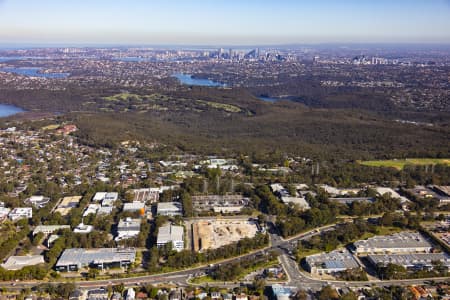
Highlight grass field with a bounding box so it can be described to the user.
[189,259,278,284]
[195,100,242,113]
[41,124,60,130]
[359,158,450,170]
[103,93,144,101]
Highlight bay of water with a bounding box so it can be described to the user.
[173,73,225,87]
[0,67,70,78]
[258,96,278,102]
[0,104,24,117]
[0,56,46,62]
[174,73,284,103]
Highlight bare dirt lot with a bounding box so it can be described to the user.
[191,219,258,251]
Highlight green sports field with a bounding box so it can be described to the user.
[359,158,450,170]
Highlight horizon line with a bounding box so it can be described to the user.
[1,41,450,49]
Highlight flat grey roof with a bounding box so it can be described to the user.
[305,248,359,270]
[33,225,70,235]
[1,255,44,270]
[117,218,141,231]
[157,202,182,211]
[157,224,184,243]
[56,248,136,267]
[368,253,450,267]
[354,232,432,250]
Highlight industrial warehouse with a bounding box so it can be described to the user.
[367,253,450,270]
[305,249,360,275]
[157,224,185,251]
[352,232,433,254]
[302,229,450,281]
[191,194,249,213]
[55,248,136,272]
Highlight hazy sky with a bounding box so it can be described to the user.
[0,0,449,45]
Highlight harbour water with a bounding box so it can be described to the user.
[173,73,225,87]
[257,96,278,102]
[0,67,69,78]
[0,104,24,117]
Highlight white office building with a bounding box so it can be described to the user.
[74,222,93,234]
[305,248,360,275]
[0,207,11,220]
[115,218,141,242]
[82,204,100,217]
[8,207,32,221]
[33,225,70,236]
[26,195,50,208]
[280,196,311,210]
[123,201,145,212]
[92,192,118,204]
[157,202,182,216]
[157,224,184,251]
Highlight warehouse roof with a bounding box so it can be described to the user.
[280,196,310,210]
[56,248,136,267]
[157,202,182,211]
[33,225,70,235]
[1,255,44,270]
[354,232,432,251]
[305,248,359,270]
[157,224,184,243]
[368,252,450,267]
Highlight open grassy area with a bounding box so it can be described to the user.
[189,259,278,284]
[103,93,147,101]
[359,226,402,240]
[41,124,60,130]
[189,275,218,284]
[296,248,322,260]
[359,158,450,170]
[195,100,242,113]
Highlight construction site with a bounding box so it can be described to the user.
[190,218,259,252]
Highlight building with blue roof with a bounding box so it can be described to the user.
[305,248,360,275]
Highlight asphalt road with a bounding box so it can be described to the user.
[2,221,449,292]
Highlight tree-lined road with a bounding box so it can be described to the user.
[1,221,448,292]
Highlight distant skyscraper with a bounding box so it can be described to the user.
[245,49,256,59]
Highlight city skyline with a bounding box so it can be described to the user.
[0,0,450,45]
